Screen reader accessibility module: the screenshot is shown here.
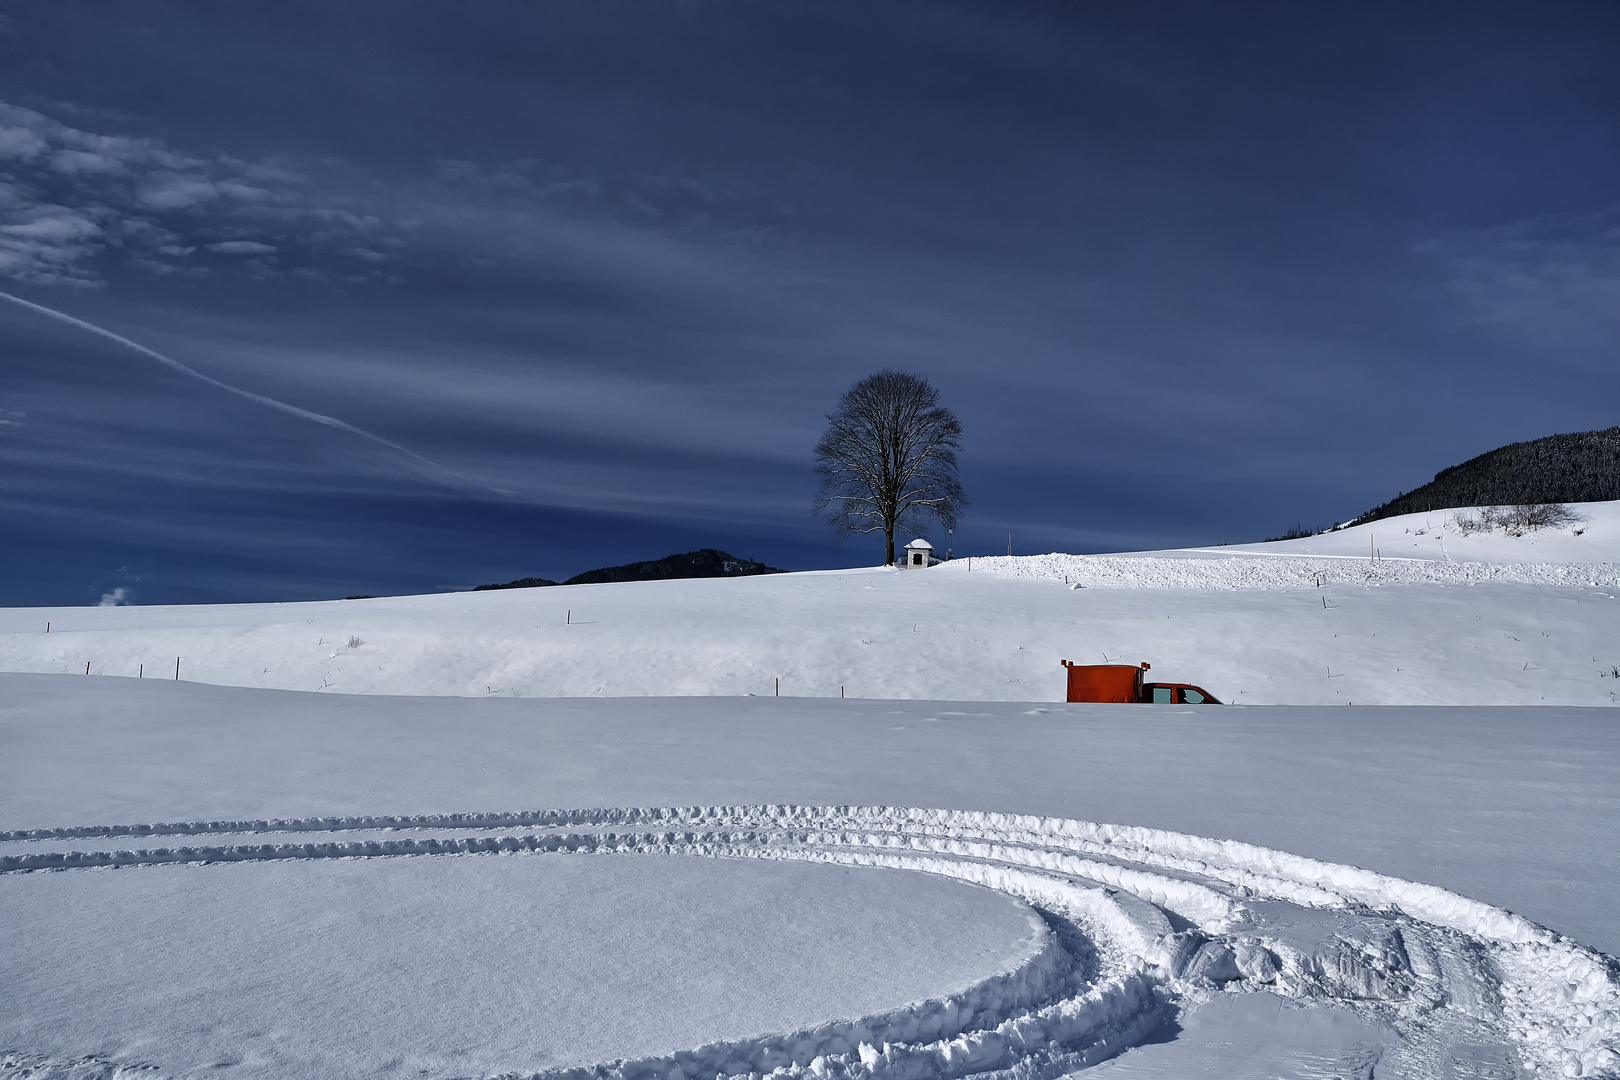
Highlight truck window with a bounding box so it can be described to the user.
[1150,686,1173,704]
[1179,688,1206,704]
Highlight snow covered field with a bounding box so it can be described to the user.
[4,503,1619,1079]
[2,503,1618,706]
[4,679,1619,1079]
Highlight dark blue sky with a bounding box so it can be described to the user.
[2,2,1617,605]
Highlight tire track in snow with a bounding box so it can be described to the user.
[4,806,1617,1079]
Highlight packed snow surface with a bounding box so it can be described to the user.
[4,502,1618,1078]
[2,502,1618,706]
[4,851,1048,1077]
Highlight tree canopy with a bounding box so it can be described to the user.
[813,369,965,566]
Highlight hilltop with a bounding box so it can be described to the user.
[1358,425,1620,525]
[475,549,782,591]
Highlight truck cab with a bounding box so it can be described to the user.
[1142,683,1220,704]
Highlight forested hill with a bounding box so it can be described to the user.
[476,549,782,591]
[1359,426,1620,525]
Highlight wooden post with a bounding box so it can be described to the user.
[45,621,50,633]
[139,664,143,679]
[566,610,571,625]
[85,661,90,675]
[175,657,180,681]
[775,677,779,697]
[841,685,845,698]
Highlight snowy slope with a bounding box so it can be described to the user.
[2,502,1616,706]
[1213,500,1620,564]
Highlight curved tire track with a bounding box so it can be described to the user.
[4,806,1617,1079]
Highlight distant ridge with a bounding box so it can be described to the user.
[1359,425,1620,526]
[473,577,559,591]
[476,549,783,591]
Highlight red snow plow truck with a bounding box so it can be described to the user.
[1060,661,1221,704]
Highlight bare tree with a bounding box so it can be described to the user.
[813,369,966,565]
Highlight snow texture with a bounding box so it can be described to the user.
[3,852,1047,1078]
[4,677,1619,1078]
[4,502,1619,1078]
[2,503,1618,707]
[4,805,1617,1079]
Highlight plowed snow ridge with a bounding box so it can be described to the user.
[4,806,1616,1080]
[953,554,1620,590]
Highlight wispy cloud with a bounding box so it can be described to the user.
[0,126,48,160]
[0,102,395,286]
[136,173,220,211]
[1425,208,1620,355]
[208,240,276,254]
[0,97,775,293]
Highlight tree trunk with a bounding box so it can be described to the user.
[884,527,895,567]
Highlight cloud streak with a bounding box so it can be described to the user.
[0,102,399,286]
[0,287,497,494]
[1426,208,1620,357]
